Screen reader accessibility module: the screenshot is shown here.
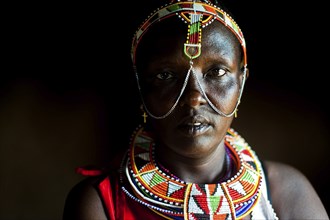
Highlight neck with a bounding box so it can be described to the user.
[124,127,264,219]
[155,140,228,184]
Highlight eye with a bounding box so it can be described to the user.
[204,68,227,78]
[155,71,174,80]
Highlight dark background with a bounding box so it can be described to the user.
[1,1,329,219]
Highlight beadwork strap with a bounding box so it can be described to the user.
[131,1,247,65]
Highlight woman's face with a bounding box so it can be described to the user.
[135,18,245,159]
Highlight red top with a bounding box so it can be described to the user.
[76,167,164,220]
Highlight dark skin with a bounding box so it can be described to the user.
[137,19,243,183]
[63,17,329,220]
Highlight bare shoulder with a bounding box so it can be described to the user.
[63,176,107,220]
[263,160,329,219]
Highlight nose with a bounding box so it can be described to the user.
[180,71,207,108]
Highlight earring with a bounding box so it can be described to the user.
[140,104,148,123]
[234,108,238,118]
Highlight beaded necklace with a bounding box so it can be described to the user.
[120,126,263,219]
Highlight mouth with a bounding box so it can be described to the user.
[178,115,211,137]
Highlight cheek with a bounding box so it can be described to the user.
[144,94,177,116]
[204,79,240,112]
[142,80,185,116]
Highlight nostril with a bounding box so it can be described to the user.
[191,94,205,107]
[180,90,206,108]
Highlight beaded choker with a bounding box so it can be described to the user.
[121,126,262,219]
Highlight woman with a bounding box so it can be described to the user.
[63,0,329,219]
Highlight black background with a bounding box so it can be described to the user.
[1,1,329,218]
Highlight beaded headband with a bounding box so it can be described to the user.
[131,0,247,66]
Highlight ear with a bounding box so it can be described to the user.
[245,67,249,79]
[240,66,249,85]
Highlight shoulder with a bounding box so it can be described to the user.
[263,160,329,219]
[63,176,108,220]
[62,154,125,220]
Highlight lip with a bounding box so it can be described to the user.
[177,115,211,137]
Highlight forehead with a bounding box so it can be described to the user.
[135,18,241,62]
[131,2,247,65]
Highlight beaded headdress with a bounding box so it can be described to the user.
[131,0,248,119]
[131,0,247,66]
